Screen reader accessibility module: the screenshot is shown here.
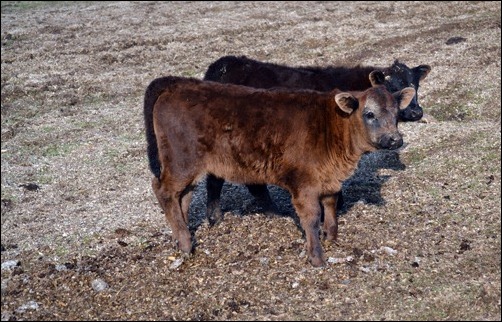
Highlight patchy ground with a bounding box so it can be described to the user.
[1,1,501,320]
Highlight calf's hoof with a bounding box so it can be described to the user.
[323,231,338,242]
[208,209,224,226]
[262,203,281,217]
[176,234,193,254]
[208,215,223,227]
[309,255,326,267]
[178,242,193,254]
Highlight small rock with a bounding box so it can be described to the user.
[55,264,68,272]
[1,312,12,321]
[292,282,299,288]
[328,257,346,264]
[15,300,39,313]
[1,260,20,270]
[91,278,108,292]
[169,258,184,270]
[1,279,10,296]
[328,256,354,264]
[380,246,398,256]
[359,265,378,273]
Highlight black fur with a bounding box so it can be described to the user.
[144,77,177,179]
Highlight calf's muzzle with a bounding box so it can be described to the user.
[399,103,423,122]
[379,133,403,150]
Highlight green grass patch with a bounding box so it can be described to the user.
[72,120,97,130]
[0,188,18,203]
[41,142,75,157]
[402,149,427,165]
[431,102,474,122]
[1,30,29,48]
[427,81,489,122]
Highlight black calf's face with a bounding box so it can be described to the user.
[361,86,415,150]
[383,60,431,122]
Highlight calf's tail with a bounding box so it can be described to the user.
[143,76,177,179]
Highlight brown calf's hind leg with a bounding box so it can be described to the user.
[292,191,325,267]
[152,177,192,253]
[321,193,339,242]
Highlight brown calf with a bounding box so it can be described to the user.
[144,72,414,266]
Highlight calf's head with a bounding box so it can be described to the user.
[335,71,416,150]
[381,60,431,122]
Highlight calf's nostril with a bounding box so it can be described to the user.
[412,109,423,118]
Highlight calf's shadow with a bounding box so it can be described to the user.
[186,149,406,232]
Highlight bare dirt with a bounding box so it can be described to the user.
[1,1,501,320]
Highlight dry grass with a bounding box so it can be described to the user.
[1,1,501,320]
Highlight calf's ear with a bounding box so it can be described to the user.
[393,87,416,110]
[335,93,358,114]
[413,64,431,81]
[369,71,385,86]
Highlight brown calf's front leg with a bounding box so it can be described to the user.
[152,177,192,253]
[292,191,325,267]
[321,193,339,242]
